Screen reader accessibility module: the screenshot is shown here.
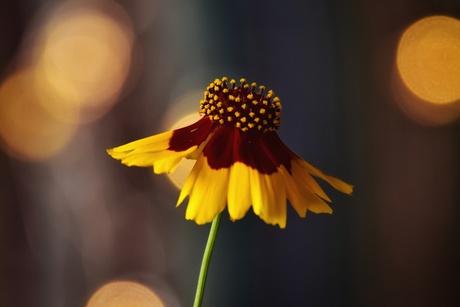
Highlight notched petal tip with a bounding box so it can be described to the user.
[106,147,135,165]
[296,158,354,196]
[106,148,115,156]
[255,211,287,228]
[338,181,354,196]
[308,203,334,214]
[185,214,215,225]
[265,218,287,229]
[322,175,354,196]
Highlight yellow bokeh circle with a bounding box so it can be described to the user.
[87,281,165,307]
[397,15,460,104]
[0,70,78,161]
[36,1,134,123]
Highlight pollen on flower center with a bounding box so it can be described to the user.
[200,77,282,132]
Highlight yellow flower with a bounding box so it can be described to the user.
[108,77,353,228]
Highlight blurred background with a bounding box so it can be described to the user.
[1,0,460,306]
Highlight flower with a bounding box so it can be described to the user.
[108,77,353,228]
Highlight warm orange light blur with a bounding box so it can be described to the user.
[391,67,460,125]
[87,281,165,307]
[397,16,460,105]
[35,1,134,123]
[161,89,204,130]
[0,70,78,161]
[166,112,202,189]
[0,1,136,161]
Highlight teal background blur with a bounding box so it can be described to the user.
[1,0,459,306]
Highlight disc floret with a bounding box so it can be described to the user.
[200,77,282,132]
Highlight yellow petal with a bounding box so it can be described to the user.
[265,169,287,227]
[185,132,212,160]
[281,165,333,215]
[182,154,229,224]
[107,130,201,174]
[280,166,306,217]
[303,196,333,214]
[108,117,215,174]
[227,162,252,221]
[250,168,287,228]
[291,159,332,202]
[107,130,173,163]
[152,146,197,174]
[299,159,354,195]
[176,155,201,206]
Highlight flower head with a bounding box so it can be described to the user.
[108,77,353,228]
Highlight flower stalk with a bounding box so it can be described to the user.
[193,212,222,307]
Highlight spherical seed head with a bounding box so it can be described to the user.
[200,77,282,132]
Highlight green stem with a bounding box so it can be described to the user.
[193,213,222,307]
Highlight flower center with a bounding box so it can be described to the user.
[200,77,282,132]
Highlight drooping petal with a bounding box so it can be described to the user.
[178,124,234,223]
[280,165,333,216]
[107,116,214,174]
[291,158,332,202]
[153,147,197,174]
[107,130,174,166]
[259,132,353,200]
[250,167,287,228]
[265,133,353,195]
[177,123,351,227]
[234,132,292,227]
[227,162,252,221]
[279,165,306,216]
[199,126,254,221]
[237,131,289,227]
[300,159,354,195]
[201,126,291,227]
[179,153,229,224]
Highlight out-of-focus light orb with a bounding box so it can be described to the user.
[397,16,460,104]
[0,0,136,161]
[35,0,134,123]
[391,68,460,125]
[0,70,78,161]
[167,113,202,189]
[162,90,204,130]
[87,281,165,307]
